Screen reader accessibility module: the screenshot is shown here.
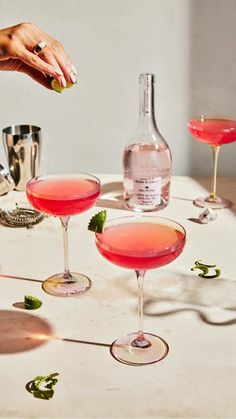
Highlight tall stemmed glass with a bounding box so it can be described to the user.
[95,215,186,366]
[26,173,100,297]
[188,116,236,209]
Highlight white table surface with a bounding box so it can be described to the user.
[0,175,235,419]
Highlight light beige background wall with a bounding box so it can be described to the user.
[0,0,235,176]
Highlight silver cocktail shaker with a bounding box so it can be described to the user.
[0,164,15,195]
[2,125,41,191]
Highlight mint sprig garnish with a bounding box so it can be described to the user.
[88,210,107,233]
[26,373,59,400]
[191,260,221,279]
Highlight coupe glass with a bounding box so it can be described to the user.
[26,173,100,297]
[188,115,236,209]
[95,215,186,366]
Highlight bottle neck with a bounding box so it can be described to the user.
[138,74,157,131]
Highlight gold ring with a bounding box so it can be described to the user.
[33,40,47,55]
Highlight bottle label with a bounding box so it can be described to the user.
[133,177,161,206]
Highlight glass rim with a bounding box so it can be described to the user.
[26,172,101,199]
[2,124,41,135]
[188,115,236,123]
[27,172,100,183]
[95,214,186,257]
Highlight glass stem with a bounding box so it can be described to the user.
[60,216,72,280]
[210,145,220,200]
[132,270,151,348]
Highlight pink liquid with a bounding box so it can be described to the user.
[188,118,236,146]
[123,142,172,211]
[27,176,100,216]
[96,222,185,270]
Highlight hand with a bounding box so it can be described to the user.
[0,22,77,89]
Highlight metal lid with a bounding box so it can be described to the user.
[0,164,15,195]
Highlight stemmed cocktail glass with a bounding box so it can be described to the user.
[26,173,100,297]
[188,116,236,209]
[95,215,186,366]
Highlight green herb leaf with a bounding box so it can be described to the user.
[26,373,59,400]
[88,210,107,233]
[24,295,42,310]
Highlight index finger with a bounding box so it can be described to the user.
[19,46,63,78]
[48,39,77,83]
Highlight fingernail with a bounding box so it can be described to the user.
[71,64,77,75]
[54,67,63,76]
[70,72,77,83]
[61,76,67,88]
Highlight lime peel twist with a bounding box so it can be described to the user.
[27,373,59,400]
[24,295,42,310]
[191,260,221,279]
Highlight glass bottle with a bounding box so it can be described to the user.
[123,73,172,212]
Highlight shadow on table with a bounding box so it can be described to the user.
[61,337,110,348]
[144,303,236,326]
[120,271,236,327]
[96,178,236,216]
[171,177,236,215]
[96,181,125,210]
[0,310,53,354]
[0,276,111,349]
[193,177,236,215]
[0,273,43,283]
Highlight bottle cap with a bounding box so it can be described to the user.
[0,164,15,195]
[139,73,155,83]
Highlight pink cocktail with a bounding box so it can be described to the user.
[27,173,100,297]
[96,222,184,270]
[188,117,236,146]
[188,116,236,208]
[27,176,100,216]
[95,215,186,366]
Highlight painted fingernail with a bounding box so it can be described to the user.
[70,72,77,83]
[71,64,77,75]
[61,76,67,88]
[54,67,63,76]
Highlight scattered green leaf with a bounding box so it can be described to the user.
[26,373,59,400]
[88,210,107,233]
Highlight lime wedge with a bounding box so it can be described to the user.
[88,210,107,233]
[50,78,64,93]
[24,295,42,310]
[65,81,76,89]
[50,77,77,93]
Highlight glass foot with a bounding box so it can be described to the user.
[193,195,232,210]
[110,332,169,366]
[42,272,92,297]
